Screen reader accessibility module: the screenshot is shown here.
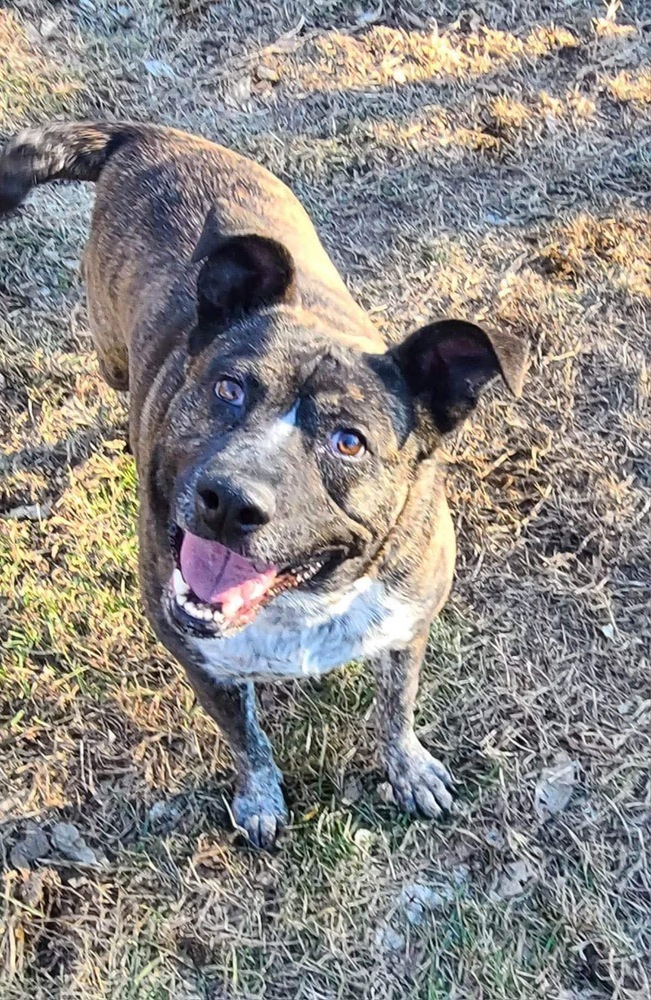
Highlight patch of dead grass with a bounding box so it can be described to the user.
[606,69,651,103]
[0,10,83,132]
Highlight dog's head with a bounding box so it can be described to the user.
[152,219,527,638]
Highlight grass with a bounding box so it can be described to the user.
[1,0,650,997]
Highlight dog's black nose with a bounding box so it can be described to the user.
[195,475,275,539]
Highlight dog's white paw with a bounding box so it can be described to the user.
[385,737,455,819]
[230,771,288,849]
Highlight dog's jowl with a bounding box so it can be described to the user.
[0,122,527,847]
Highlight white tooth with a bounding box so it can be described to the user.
[212,610,222,622]
[173,568,190,596]
[176,593,188,607]
[185,602,203,619]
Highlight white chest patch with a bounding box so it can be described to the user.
[189,576,422,683]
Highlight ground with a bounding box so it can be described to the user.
[0,1,649,997]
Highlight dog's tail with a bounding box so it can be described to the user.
[0,121,142,214]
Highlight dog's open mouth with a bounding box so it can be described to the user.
[167,528,339,637]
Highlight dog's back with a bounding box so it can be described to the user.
[0,122,382,355]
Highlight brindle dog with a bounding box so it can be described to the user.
[0,122,527,847]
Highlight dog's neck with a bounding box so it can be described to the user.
[362,456,444,581]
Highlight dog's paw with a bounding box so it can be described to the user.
[385,737,455,819]
[230,771,288,849]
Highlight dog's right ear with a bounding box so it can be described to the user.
[190,211,296,341]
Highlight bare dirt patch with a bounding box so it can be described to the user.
[1,2,649,997]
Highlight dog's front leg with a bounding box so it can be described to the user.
[188,671,287,848]
[373,633,455,819]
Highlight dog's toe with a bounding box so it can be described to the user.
[386,738,456,819]
[231,775,288,849]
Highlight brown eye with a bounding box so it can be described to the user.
[330,429,366,458]
[215,378,244,406]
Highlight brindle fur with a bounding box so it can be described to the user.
[0,122,527,847]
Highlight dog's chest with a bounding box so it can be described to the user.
[189,577,421,682]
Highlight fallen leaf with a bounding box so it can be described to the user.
[535,756,579,820]
[143,59,175,79]
[494,859,534,900]
[50,823,98,864]
[10,828,50,870]
[0,791,30,822]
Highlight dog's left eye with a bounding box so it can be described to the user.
[215,378,245,406]
[329,429,366,458]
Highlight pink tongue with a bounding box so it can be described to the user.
[179,532,277,617]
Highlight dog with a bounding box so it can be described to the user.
[0,122,527,847]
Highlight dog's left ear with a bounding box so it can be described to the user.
[392,319,527,434]
[191,210,296,328]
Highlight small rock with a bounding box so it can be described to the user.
[254,64,279,83]
[399,882,453,926]
[143,59,175,80]
[483,210,510,226]
[377,781,396,805]
[39,17,58,38]
[600,623,615,640]
[148,801,168,823]
[341,776,362,806]
[374,923,405,953]
[450,865,470,887]
[50,822,98,864]
[4,502,52,522]
[484,827,506,848]
[392,67,407,85]
[226,75,252,106]
[355,6,382,26]
[353,828,374,851]
[534,756,579,821]
[147,800,182,830]
[10,828,50,870]
[402,10,427,28]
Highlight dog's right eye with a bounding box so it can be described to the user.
[329,428,366,458]
[215,378,245,406]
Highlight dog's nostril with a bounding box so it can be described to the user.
[200,488,221,512]
[238,504,268,528]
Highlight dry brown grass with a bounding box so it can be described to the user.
[1,1,650,997]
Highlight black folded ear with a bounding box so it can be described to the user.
[191,210,296,333]
[392,319,527,435]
